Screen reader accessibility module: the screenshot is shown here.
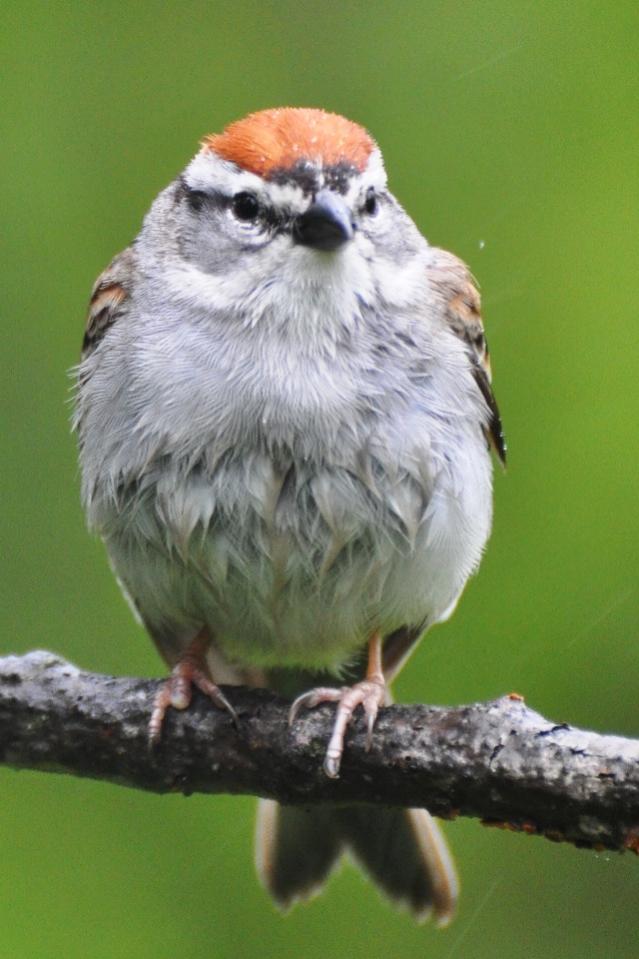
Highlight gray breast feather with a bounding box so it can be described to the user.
[76,244,494,670]
[94,413,492,671]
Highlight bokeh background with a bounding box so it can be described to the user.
[2,2,638,956]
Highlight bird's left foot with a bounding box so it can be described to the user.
[288,632,386,779]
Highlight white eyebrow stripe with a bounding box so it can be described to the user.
[183,145,388,214]
[362,148,387,188]
[185,151,266,196]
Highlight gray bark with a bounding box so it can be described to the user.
[1,651,638,856]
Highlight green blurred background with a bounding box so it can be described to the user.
[2,1,638,956]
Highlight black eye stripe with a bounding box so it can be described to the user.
[178,178,226,213]
[178,178,294,235]
[186,189,207,212]
[180,175,386,230]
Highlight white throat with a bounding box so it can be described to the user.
[162,242,376,354]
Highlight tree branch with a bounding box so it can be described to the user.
[1,651,638,856]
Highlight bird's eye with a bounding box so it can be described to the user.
[232,192,260,221]
[364,187,378,216]
[186,189,207,212]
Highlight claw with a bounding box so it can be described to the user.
[323,749,342,779]
[289,629,387,779]
[364,700,379,751]
[288,687,343,726]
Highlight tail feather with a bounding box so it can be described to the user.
[255,800,458,924]
[255,801,343,908]
[337,806,458,924]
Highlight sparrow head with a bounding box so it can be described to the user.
[201,108,376,252]
[165,107,423,284]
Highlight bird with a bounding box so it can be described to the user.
[74,106,505,924]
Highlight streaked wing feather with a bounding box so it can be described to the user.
[427,248,506,464]
[82,246,135,357]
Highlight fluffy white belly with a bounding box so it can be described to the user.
[102,441,492,671]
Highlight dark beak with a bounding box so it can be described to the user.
[294,190,354,252]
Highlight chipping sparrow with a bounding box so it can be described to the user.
[74,107,505,923]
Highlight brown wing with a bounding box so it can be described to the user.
[82,246,135,358]
[427,247,506,465]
